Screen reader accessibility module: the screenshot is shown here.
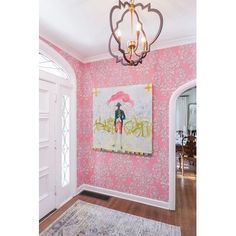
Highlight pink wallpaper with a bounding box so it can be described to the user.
[78,44,196,202]
[41,38,196,202]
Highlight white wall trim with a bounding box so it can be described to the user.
[77,184,169,210]
[168,79,196,210]
[39,39,78,204]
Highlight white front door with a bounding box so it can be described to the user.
[39,79,56,219]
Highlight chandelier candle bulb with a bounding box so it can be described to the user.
[136,23,141,32]
[136,23,141,40]
[116,29,122,42]
[142,37,147,51]
[136,31,140,40]
[145,42,148,51]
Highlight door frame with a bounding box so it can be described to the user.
[39,39,77,208]
[169,79,196,210]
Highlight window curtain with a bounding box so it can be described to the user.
[176,96,188,135]
[188,105,197,131]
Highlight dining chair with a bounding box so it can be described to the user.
[192,130,197,136]
[176,130,184,137]
[181,135,197,176]
[176,130,184,169]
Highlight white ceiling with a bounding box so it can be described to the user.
[39,0,196,63]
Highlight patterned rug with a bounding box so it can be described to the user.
[40,200,181,236]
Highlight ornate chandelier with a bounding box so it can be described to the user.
[109,0,163,66]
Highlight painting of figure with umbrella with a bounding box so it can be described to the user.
[93,84,152,155]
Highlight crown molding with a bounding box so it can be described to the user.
[41,35,196,64]
[81,35,196,64]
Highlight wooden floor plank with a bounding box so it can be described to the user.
[39,172,196,236]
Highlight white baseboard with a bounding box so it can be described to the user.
[77,184,170,210]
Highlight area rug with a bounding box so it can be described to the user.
[40,200,181,236]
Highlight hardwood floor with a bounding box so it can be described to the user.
[40,173,196,236]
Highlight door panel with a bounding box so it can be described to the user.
[39,80,56,219]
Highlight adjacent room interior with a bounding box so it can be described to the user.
[39,1,196,235]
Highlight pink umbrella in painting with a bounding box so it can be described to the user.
[107,91,134,107]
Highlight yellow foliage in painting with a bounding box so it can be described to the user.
[94,117,115,133]
[124,118,152,138]
[94,117,152,138]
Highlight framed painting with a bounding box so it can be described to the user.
[93,84,152,155]
[188,103,197,132]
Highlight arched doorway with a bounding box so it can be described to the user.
[39,39,77,219]
[169,80,196,210]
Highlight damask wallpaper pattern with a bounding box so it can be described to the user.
[41,37,196,202]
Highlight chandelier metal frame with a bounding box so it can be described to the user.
[109,0,163,66]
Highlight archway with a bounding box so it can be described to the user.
[169,80,196,210]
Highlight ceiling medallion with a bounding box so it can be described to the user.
[109,0,163,66]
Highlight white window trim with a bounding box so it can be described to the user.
[39,39,77,204]
[39,52,69,79]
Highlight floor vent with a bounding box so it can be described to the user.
[79,190,110,201]
[39,208,57,223]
